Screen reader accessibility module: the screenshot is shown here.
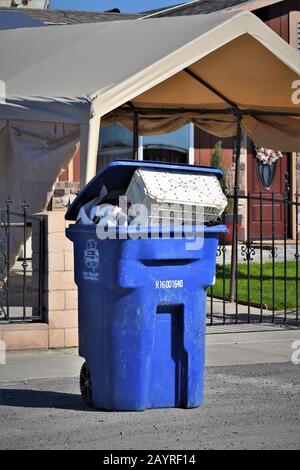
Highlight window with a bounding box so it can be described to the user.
[98,123,194,170]
[141,125,194,164]
[97,124,133,172]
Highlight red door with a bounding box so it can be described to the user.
[247,140,290,240]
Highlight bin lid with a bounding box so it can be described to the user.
[65,159,224,221]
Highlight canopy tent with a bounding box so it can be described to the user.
[1,10,300,182]
[0,10,300,268]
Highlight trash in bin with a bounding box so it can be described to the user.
[76,186,127,227]
[76,185,108,225]
[66,160,227,411]
[126,167,227,225]
[76,165,227,228]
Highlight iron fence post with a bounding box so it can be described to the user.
[271,192,276,322]
[22,200,29,320]
[229,120,242,303]
[6,198,12,320]
[295,193,299,322]
[284,190,288,322]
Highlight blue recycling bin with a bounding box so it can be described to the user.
[66,160,226,411]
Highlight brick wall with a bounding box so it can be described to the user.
[1,211,79,351]
[0,323,48,351]
[51,181,80,211]
[44,211,78,349]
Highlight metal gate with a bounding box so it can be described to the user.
[1,193,299,326]
[208,191,300,326]
[0,200,45,323]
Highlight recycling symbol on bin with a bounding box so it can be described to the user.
[84,239,100,272]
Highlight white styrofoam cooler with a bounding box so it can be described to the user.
[125,168,228,225]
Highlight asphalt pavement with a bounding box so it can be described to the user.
[0,326,299,450]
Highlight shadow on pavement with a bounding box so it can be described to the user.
[0,388,95,412]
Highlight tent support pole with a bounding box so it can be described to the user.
[133,111,139,160]
[128,102,139,160]
[184,68,240,113]
[183,68,244,304]
[120,106,300,118]
[229,119,243,304]
[80,116,101,187]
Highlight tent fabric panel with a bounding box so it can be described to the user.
[1,11,300,130]
[0,9,299,159]
[92,12,253,117]
[103,110,300,152]
[132,71,226,108]
[0,12,236,100]
[132,33,300,113]
[102,111,238,138]
[190,33,300,112]
[0,97,92,124]
[243,115,300,151]
[0,119,80,271]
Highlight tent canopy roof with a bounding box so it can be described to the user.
[0,10,300,124]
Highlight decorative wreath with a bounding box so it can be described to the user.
[255,147,283,165]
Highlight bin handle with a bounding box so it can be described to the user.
[140,259,198,267]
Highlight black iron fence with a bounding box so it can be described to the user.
[1,193,299,326]
[208,191,300,326]
[0,200,45,323]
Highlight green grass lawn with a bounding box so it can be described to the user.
[213,261,300,311]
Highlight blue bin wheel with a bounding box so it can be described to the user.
[80,362,93,406]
